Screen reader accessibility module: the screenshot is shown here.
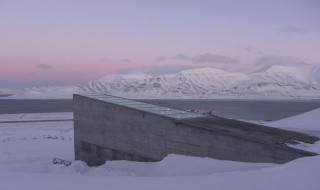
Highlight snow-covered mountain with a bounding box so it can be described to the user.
[0,88,17,94]
[7,65,320,99]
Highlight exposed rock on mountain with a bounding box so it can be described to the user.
[8,66,320,99]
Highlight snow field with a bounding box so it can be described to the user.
[0,111,320,190]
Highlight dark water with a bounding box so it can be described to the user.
[0,99,320,121]
[0,99,73,114]
[0,94,12,97]
[140,99,320,121]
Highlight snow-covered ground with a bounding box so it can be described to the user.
[269,108,320,135]
[0,112,73,122]
[0,111,320,190]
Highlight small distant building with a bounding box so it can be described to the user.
[73,93,318,166]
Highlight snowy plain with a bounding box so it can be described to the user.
[0,110,320,190]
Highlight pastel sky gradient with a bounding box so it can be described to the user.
[1,0,320,88]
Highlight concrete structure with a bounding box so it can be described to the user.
[74,93,319,166]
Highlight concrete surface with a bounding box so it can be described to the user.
[73,94,319,166]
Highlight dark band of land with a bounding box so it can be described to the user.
[0,99,73,114]
[1,99,320,121]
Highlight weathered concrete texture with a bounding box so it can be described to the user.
[75,140,156,166]
[73,94,319,166]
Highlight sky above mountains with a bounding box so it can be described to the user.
[1,0,320,88]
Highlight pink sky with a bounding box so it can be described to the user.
[1,0,319,88]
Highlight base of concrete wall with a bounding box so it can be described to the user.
[75,140,158,166]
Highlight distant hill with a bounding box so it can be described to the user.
[8,65,320,99]
[0,88,17,96]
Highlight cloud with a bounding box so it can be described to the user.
[95,58,111,64]
[172,53,193,61]
[115,65,209,74]
[243,46,264,54]
[122,59,131,63]
[194,53,238,64]
[281,27,309,37]
[95,58,131,64]
[155,56,168,62]
[255,55,306,66]
[36,64,52,69]
[171,53,238,64]
[79,71,98,75]
[25,71,34,75]
[243,46,254,52]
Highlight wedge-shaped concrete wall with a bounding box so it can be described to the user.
[74,94,318,166]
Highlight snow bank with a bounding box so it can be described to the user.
[52,154,275,177]
[265,108,320,154]
[0,112,73,122]
[268,108,320,137]
[268,108,320,130]
[0,155,319,190]
[1,110,320,190]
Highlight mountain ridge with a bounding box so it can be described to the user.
[7,65,320,99]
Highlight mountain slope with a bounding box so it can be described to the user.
[0,88,17,94]
[7,66,320,99]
